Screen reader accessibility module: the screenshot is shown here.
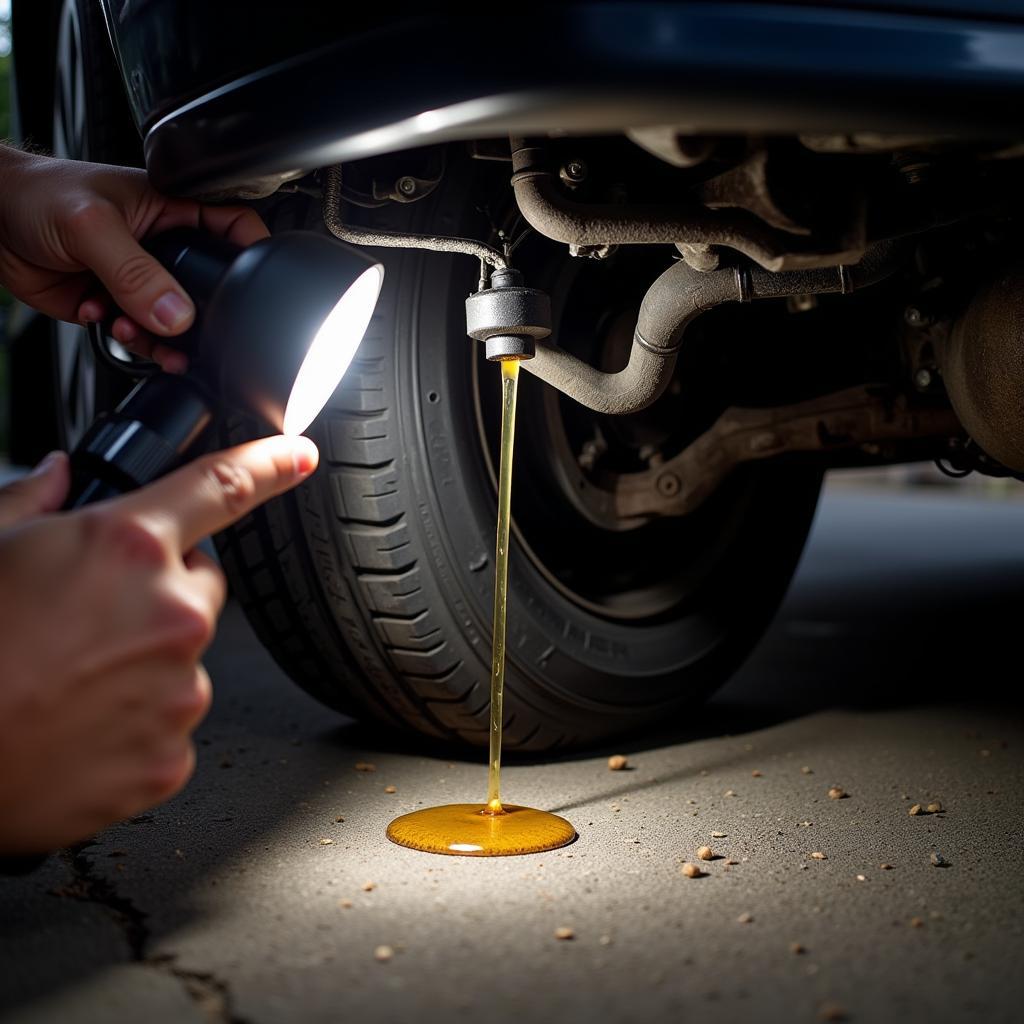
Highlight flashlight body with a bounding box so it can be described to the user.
[64,373,215,510]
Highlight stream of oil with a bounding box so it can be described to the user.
[386,359,576,856]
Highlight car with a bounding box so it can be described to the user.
[7,0,1024,751]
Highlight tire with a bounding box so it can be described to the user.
[50,0,141,448]
[216,159,822,753]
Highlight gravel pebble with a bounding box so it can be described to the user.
[827,786,848,800]
[681,863,703,878]
[607,755,629,771]
[810,851,828,860]
[554,926,575,941]
[374,945,394,962]
[737,912,754,924]
[355,763,377,772]
[819,1002,847,1021]
[930,851,949,867]
[697,845,714,861]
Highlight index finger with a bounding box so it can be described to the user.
[115,434,318,553]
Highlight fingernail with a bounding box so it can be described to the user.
[292,441,318,477]
[30,451,61,477]
[152,291,194,330]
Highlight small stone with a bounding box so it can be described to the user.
[930,851,948,868]
[338,899,353,909]
[697,845,714,861]
[819,1002,847,1022]
[751,770,763,778]
[334,816,345,823]
[909,804,923,816]
[174,849,185,860]
[790,942,806,955]
[607,755,629,771]
[880,863,894,870]
[810,851,828,860]
[355,762,377,772]
[737,912,754,924]
[374,945,394,962]
[554,926,575,941]
[798,821,813,827]
[599,934,612,946]
[856,874,867,882]
[681,862,703,878]
[801,766,813,775]
[724,859,739,866]
[711,831,727,838]
[362,881,377,892]
[384,785,397,794]
[827,786,847,800]
[319,838,334,845]
[724,789,737,797]
[926,801,943,814]
[910,916,925,928]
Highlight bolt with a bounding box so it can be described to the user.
[904,306,931,328]
[578,440,601,471]
[397,176,417,197]
[656,472,681,497]
[560,159,588,186]
[914,367,934,390]
[900,162,929,185]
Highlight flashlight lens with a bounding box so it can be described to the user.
[283,264,385,435]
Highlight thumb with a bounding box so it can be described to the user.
[114,435,319,553]
[0,452,70,529]
[66,201,195,336]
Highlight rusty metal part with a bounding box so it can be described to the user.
[510,139,868,272]
[696,150,811,235]
[523,240,906,416]
[625,128,717,168]
[322,165,507,270]
[937,264,1024,472]
[613,386,963,520]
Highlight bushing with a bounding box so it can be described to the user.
[485,334,536,361]
[465,267,551,361]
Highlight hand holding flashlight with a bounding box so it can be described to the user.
[0,144,268,370]
[0,435,317,856]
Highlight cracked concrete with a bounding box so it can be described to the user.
[2,483,1023,1024]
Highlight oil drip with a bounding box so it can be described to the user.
[387,359,576,856]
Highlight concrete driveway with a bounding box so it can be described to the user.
[2,482,1022,1024]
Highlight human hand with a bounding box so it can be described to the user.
[0,434,318,855]
[0,144,268,371]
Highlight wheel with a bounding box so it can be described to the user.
[216,156,822,753]
[50,0,141,448]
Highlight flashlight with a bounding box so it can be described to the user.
[64,228,384,509]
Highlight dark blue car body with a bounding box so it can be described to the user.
[93,1,1024,196]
